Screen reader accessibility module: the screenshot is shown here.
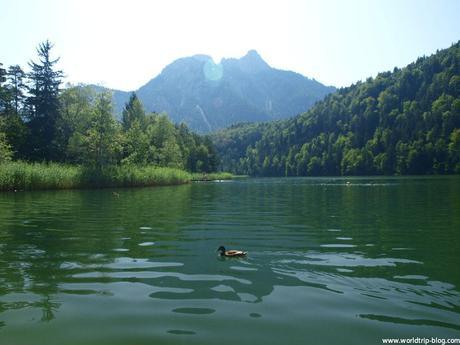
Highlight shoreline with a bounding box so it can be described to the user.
[0,162,234,192]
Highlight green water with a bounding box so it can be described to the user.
[0,177,460,344]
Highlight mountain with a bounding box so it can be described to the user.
[212,42,460,176]
[109,50,335,133]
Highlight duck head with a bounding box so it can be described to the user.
[216,246,226,256]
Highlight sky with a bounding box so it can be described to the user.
[1,0,460,91]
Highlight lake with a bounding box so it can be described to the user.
[0,177,459,344]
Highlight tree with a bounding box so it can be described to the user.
[0,118,13,163]
[3,65,28,158]
[145,114,182,167]
[26,40,64,161]
[121,119,151,165]
[57,85,95,162]
[448,129,460,173]
[7,65,27,114]
[77,92,122,169]
[0,62,9,114]
[122,92,145,130]
[0,63,28,159]
[202,136,219,172]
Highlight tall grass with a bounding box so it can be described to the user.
[0,162,192,191]
[0,162,81,191]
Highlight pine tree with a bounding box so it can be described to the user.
[26,40,63,161]
[122,92,145,130]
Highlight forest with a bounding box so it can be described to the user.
[0,41,219,189]
[2,40,460,185]
[213,41,460,176]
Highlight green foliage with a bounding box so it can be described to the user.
[119,95,218,171]
[211,122,266,173]
[0,63,8,112]
[57,85,95,161]
[7,65,26,114]
[449,128,460,173]
[1,113,28,159]
[0,161,192,191]
[57,87,219,173]
[177,124,219,173]
[0,119,13,163]
[26,41,64,160]
[145,114,183,168]
[213,42,460,176]
[121,119,151,165]
[1,44,226,192]
[75,92,123,169]
[0,63,28,159]
[122,93,145,130]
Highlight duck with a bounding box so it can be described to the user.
[217,246,247,257]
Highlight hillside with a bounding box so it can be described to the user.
[212,42,460,176]
[108,50,335,132]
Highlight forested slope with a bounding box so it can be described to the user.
[213,42,460,176]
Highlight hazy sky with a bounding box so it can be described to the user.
[1,0,459,91]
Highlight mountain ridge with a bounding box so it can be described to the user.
[101,50,335,132]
